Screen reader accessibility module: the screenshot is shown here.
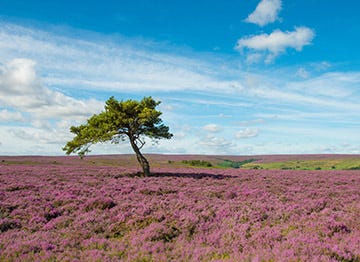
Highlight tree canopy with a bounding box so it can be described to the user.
[63,96,173,176]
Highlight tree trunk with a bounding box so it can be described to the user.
[130,139,151,176]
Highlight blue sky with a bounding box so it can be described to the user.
[0,0,359,155]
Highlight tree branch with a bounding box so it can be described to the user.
[135,137,146,150]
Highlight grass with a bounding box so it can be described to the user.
[217,159,258,169]
[242,158,360,170]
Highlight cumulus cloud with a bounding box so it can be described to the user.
[0,58,103,119]
[203,124,222,133]
[245,0,282,26]
[236,27,315,63]
[235,128,259,139]
[0,58,105,154]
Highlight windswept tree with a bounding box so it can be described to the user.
[63,96,173,176]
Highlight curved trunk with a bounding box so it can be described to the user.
[130,139,151,176]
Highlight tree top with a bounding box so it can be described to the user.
[63,96,173,157]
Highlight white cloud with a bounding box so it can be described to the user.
[235,128,259,139]
[247,85,360,111]
[236,27,315,63]
[0,109,25,122]
[198,135,233,154]
[287,72,360,98]
[311,61,331,72]
[0,23,243,94]
[203,123,222,133]
[256,111,360,124]
[0,58,103,120]
[296,67,310,79]
[245,53,263,64]
[237,119,265,126]
[0,57,104,154]
[9,127,66,145]
[245,0,282,26]
[0,22,359,155]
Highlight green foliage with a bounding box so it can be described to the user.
[63,96,173,157]
[348,166,360,170]
[181,160,213,167]
[63,96,173,176]
[218,159,257,169]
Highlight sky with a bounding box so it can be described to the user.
[0,0,359,156]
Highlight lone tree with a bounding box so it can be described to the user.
[63,96,173,176]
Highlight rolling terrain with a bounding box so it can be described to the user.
[0,154,359,261]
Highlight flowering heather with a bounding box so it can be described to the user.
[0,156,359,261]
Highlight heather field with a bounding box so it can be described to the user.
[1,155,360,261]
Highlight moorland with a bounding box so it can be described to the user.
[0,154,359,261]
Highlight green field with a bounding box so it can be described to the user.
[241,158,360,170]
[169,156,360,170]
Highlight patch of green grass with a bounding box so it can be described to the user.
[242,158,360,170]
[217,159,257,169]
